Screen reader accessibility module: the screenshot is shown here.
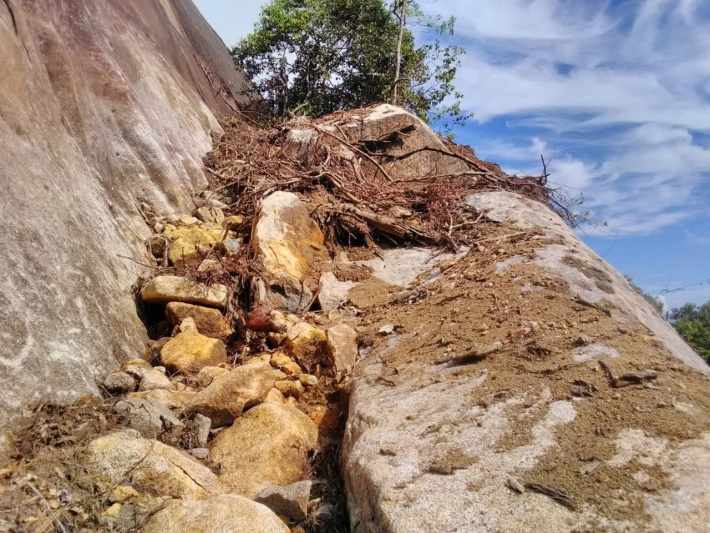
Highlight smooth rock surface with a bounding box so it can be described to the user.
[0,0,248,430]
[141,276,229,309]
[210,402,318,497]
[186,362,275,426]
[317,272,356,312]
[166,302,233,341]
[142,494,289,533]
[160,331,227,373]
[251,192,325,313]
[82,430,223,499]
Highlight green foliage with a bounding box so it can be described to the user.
[232,0,469,129]
[624,275,664,314]
[670,302,710,362]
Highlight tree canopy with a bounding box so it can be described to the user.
[232,0,467,130]
[670,302,710,362]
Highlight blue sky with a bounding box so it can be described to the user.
[194,0,710,310]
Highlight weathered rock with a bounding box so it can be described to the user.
[284,322,328,366]
[256,480,312,522]
[163,224,232,267]
[195,365,230,388]
[179,317,199,333]
[82,430,223,499]
[327,324,358,373]
[127,389,196,414]
[341,190,710,533]
[166,302,233,341]
[101,371,137,394]
[275,380,304,399]
[160,332,227,374]
[108,485,139,504]
[148,235,167,258]
[142,494,289,533]
[186,362,275,427]
[113,398,183,441]
[317,272,357,312]
[195,206,215,223]
[138,369,174,392]
[141,276,229,309]
[189,448,210,460]
[264,388,286,404]
[211,402,318,497]
[251,192,325,313]
[121,359,153,379]
[299,374,318,387]
[0,0,250,429]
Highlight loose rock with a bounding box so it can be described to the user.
[82,430,222,499]
[256,480,312,522]
[251,192,325,313]
[186,362,275,427]
[113,398,183,441]
[138,369,174,392]
[141,276,229,308]
[210,402,318,497]
[327,323,358,373]
[160,331,227,373]
[101,371,137,394]
[141,494,289,533]
[284,321,327,366]
[166,302,233,341]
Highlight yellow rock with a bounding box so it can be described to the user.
[162,225,230,267]
[166,302,233,341]
[264,388,285,404]
[102,503,122,518]
[274,380,304,399]
[141,276,229,308]
[109,485,139,503]
[223,215,245,230]
[160,332,227,374]
[285,322,327,364]
[210,403,318,498]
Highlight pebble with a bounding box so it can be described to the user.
[379,324,395,336]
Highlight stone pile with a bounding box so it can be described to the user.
[86,193,358,532]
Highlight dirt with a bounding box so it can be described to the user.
[348,219,710,524]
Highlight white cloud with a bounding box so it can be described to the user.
[428,0,710,235]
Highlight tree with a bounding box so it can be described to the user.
[670,302,710,362]
[232,0,468,130]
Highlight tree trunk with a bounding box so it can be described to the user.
[392,0,406,105]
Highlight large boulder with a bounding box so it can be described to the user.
[141,494,289,533]
[251,192,325,313]
[82,430,223,499]
[210,402,318,497]
[0,0,249,431]
[342,191,710,533]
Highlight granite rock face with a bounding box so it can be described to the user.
[0,0,249,430]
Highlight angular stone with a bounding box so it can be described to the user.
[141,276,229,308]
[142,495,289,533]
[179,317,199,333]
[194,206,215,223]
[162,224,229,267]
[327,323,358,373]
[251,192,325,313]
[211,402,318,498]
[127,389,196,414]
[317,272,356,312]
[160,332,227,374]
[299,374,318,387]
[82,430,222,499]
[256,480,312,522]
[121,359,153,379]
[285,322,327,365]
[101,371,137,394]
[166,302,233,342]
[275,380,304,399]
[114,398,183,441]
[138,369,174,392]
[264,388,285,404]
[186,362,275,427]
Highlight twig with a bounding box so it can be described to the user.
[116,254,159,269]
[22,482,68,533]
